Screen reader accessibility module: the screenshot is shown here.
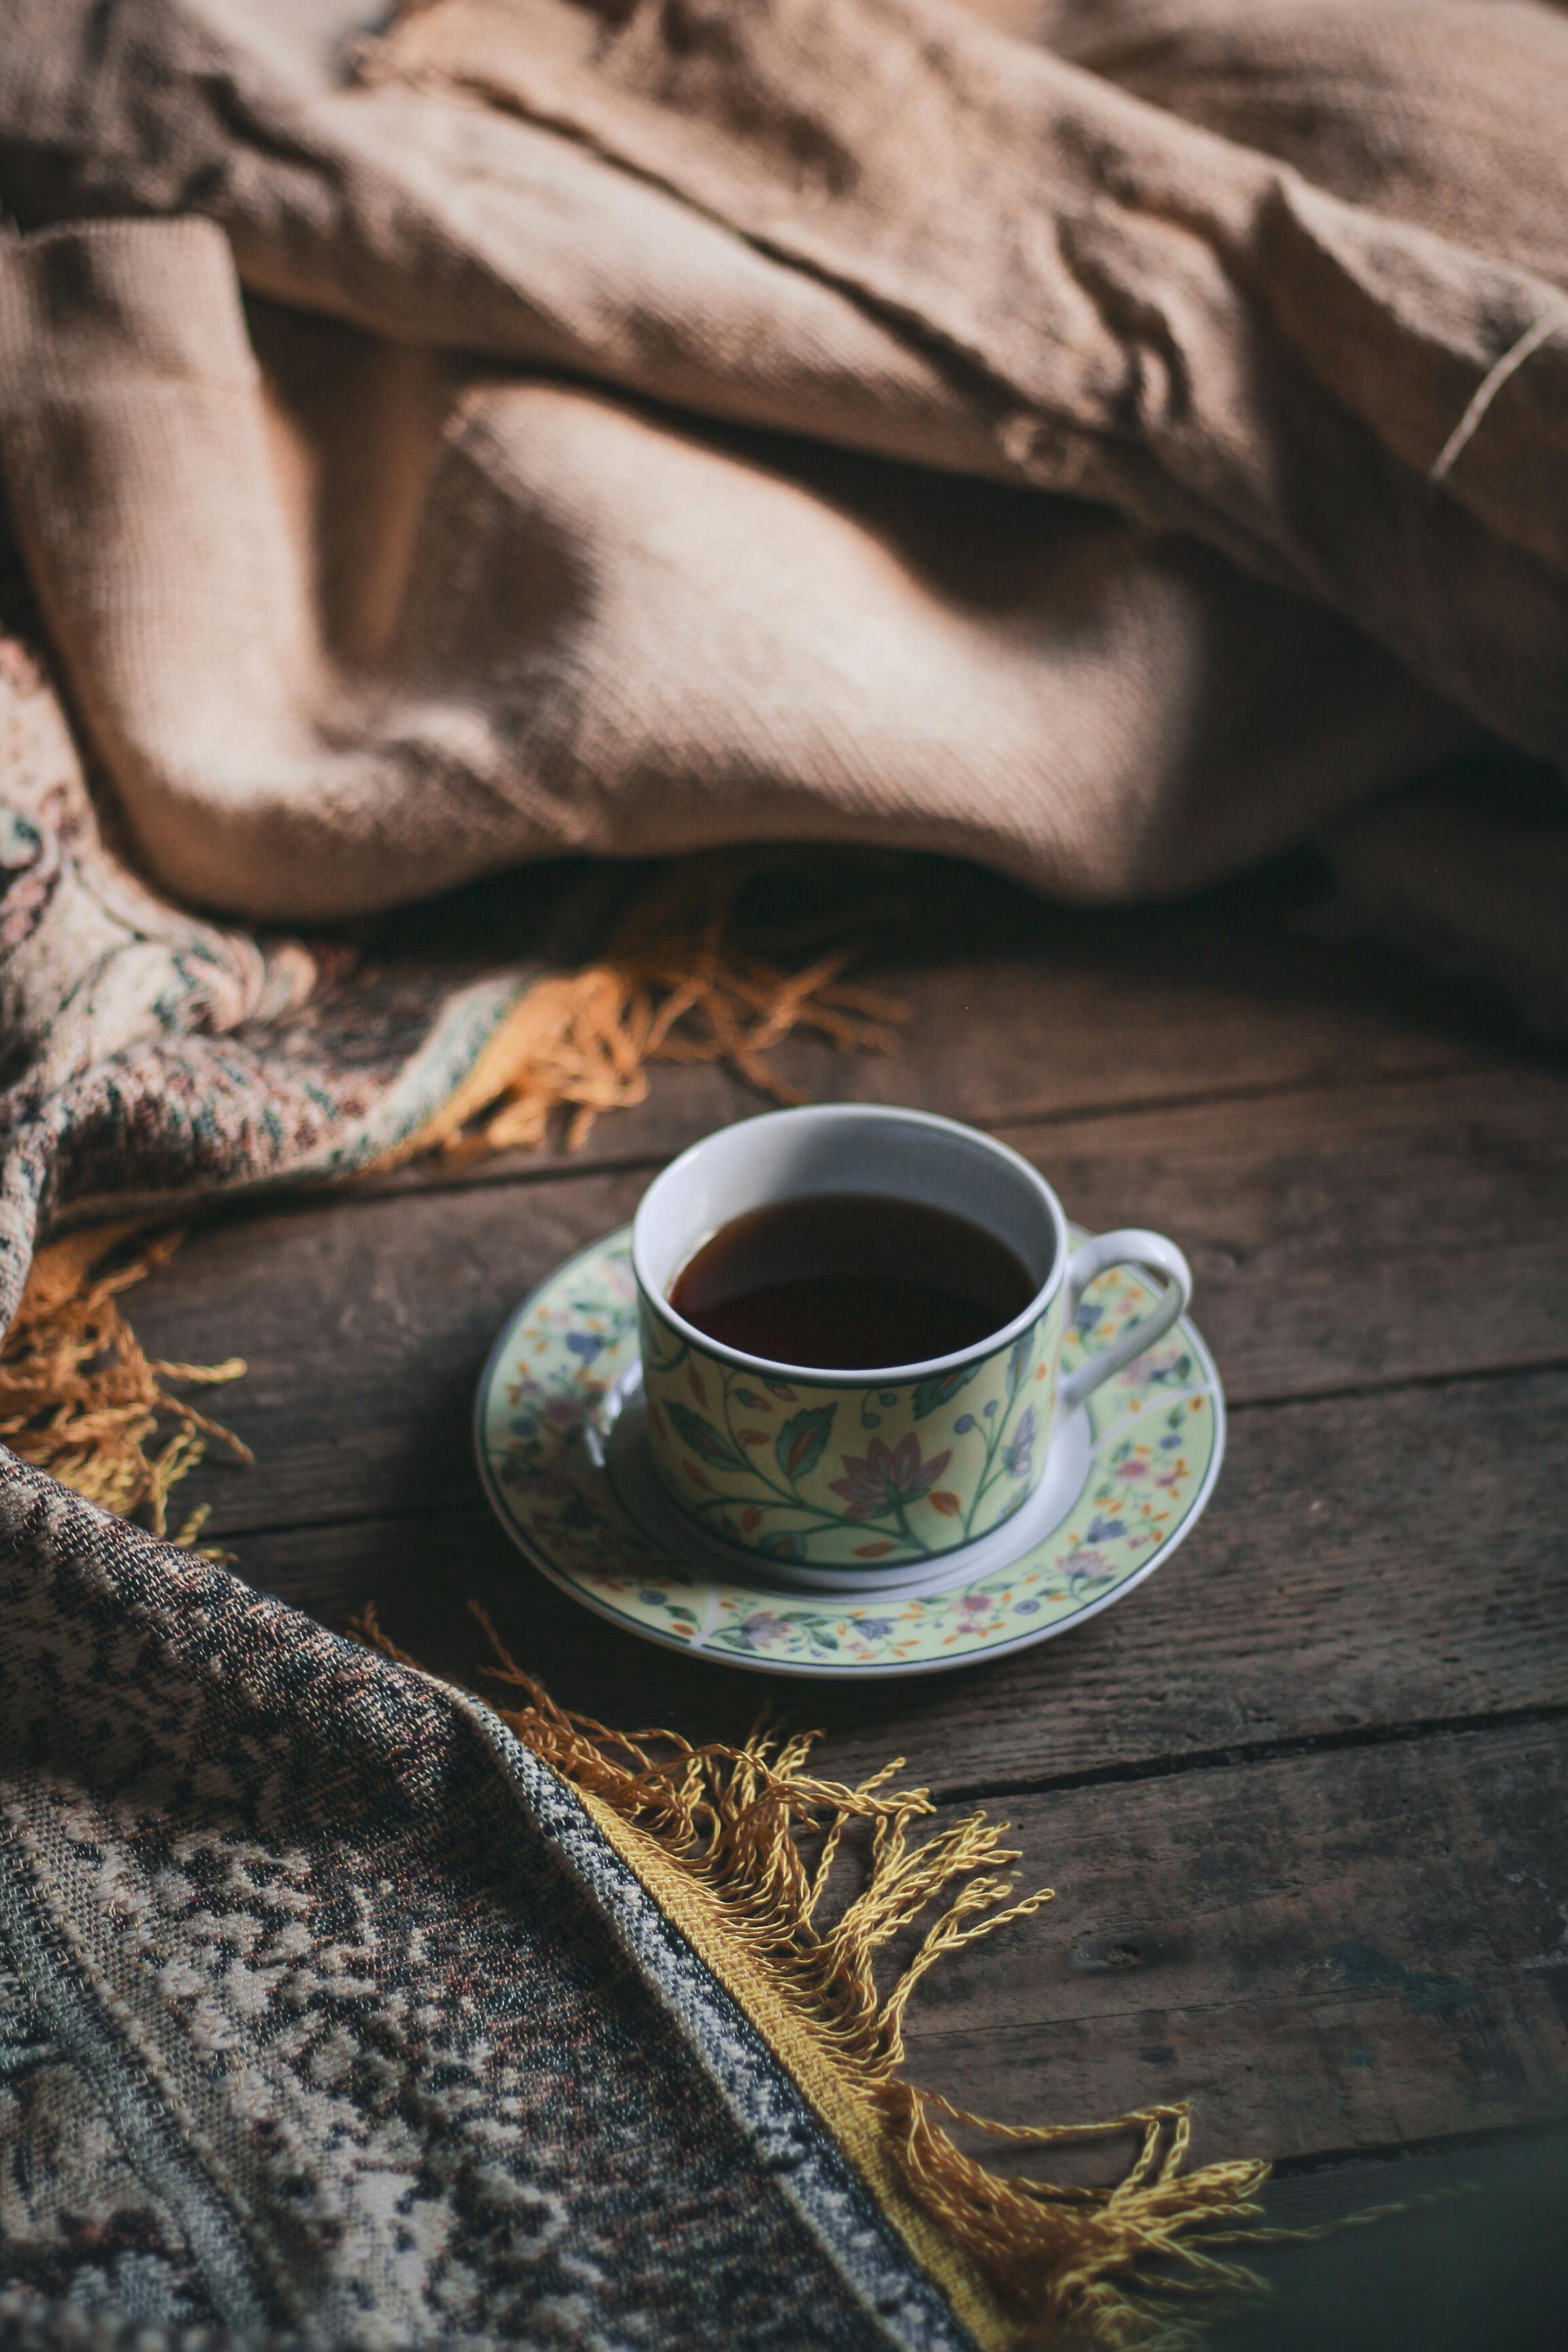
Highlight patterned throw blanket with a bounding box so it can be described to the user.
[8,1451,1242,2352]
[3,1,1567,2344]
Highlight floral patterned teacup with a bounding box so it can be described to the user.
[631,1106,1192,1575]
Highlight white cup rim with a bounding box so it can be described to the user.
[631,1103,1068,1384]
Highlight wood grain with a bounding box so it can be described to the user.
[103,865,1568,2189]
[231,1369,1568,1798]
[362,868,1507,1193]
[900,1720,1568,2165]
[1209,2129,1568,2352]
[998,1066,1568,1395]
[131,1067,1568,1539]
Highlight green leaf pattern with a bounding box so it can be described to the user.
[666,1400,745,1472]
[910,1363,980,1421]
[484,1229,1219,1657]
[775,1403,836,1482]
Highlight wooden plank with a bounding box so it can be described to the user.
[230,1368,1568,1796]
[1211,2129,1568,2352]
[900,1720,1568,2166]
[816,908,1501,1134]
[999,1064,1568,1396]
[129,1066,1568,1538]
[144,1169,655,1534]
[105,860,1568,2199]
[363,872,1501,1193]
[1244,2134,1563,2230]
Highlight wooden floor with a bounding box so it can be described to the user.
[131,857,1568,2334]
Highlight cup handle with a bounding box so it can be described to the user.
[1057,1229,1194,1412]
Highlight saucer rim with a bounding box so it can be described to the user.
[473,1224,1227,1681]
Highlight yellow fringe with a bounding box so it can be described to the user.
[385,865,903,1165]
[0,1224,250,1541]
[358,1603,1273,2351]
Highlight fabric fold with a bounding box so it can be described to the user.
[0,1452,982,2351]
[0,0,1561,944]
[0,208,1469,923]
[364,0,1568,758]
[0,1445,1271,2352]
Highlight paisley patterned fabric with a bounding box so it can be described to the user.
[0,595,1267,2348]
[1,593,864,2352]
[0,1450,973,2352]
[0,602,1211,2352]
[0,621,540,1345]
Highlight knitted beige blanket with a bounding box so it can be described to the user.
[0,0,1563,997]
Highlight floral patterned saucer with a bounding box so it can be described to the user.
[474,1226,1225,1679]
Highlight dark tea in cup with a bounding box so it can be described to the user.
[668,1191,1035,1371]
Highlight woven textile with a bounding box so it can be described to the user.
[0,1452,977,2352]
[0,624,1268,2349]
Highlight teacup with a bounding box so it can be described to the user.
[632,1105,1192,1573]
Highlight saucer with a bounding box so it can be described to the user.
[474,1226,1225,1680]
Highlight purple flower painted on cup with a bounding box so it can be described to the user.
[829,1433,953,1522]
[1002,1405,1036,1481]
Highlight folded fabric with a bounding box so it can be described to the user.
[0,621,1271,2352]
[1,0,1565,934]
[3,1446,1273,2352]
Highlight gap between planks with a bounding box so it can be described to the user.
[126,1058,1568,1547]
[911,1697,1568,1810]
[348,1051,1518,1209]
[898,1714,1568,2164]
[182,1362,1568,1803]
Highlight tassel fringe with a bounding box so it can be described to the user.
[395,870,903,1161]
[357,1601,1273,2351]
[0,1224,250,1543]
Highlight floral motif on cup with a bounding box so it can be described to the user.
[478,1228,1220,1677]
[828,1432,952,1520]
[635,1287,1064,1567]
